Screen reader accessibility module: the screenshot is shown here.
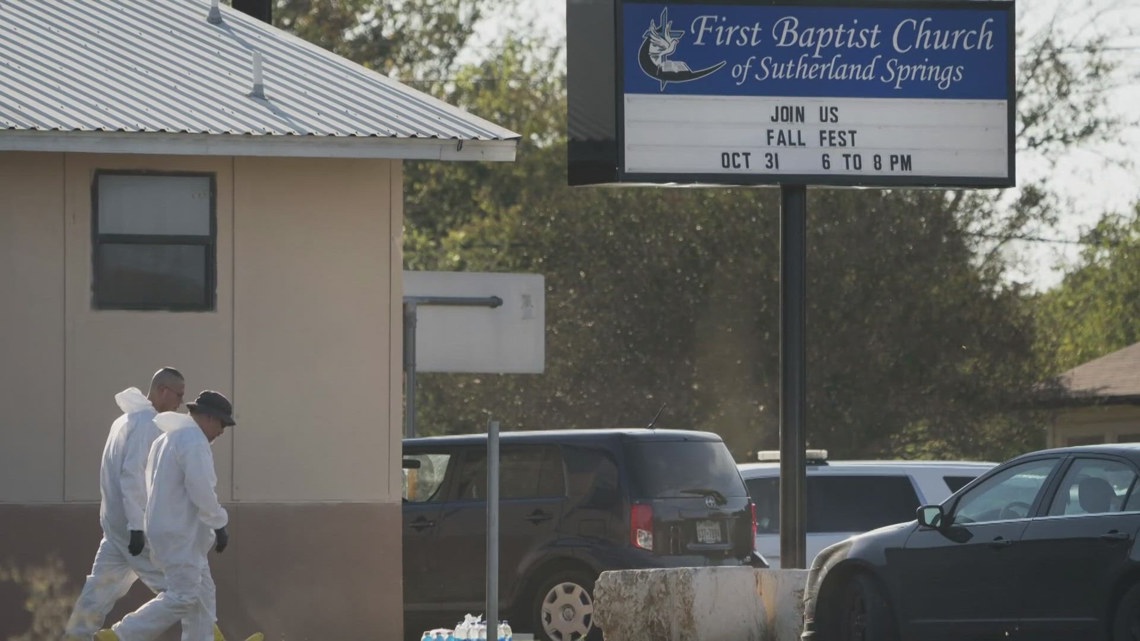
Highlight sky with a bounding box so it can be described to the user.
[468,0,1140,292]
[1008,0,1140,290]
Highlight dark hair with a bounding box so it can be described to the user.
[150,367,185,393]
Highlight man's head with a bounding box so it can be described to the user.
[187,390,236,443]
[148,367,186,413]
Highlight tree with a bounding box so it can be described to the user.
[404,13,1120,462]
[273,0,512,83]
[274,0,1127,463]
[961,1,1130,280]
[1035,208,1140,371]
[404,36,566,247]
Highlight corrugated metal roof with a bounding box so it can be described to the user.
[0,0,518,157]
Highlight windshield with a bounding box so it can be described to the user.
[626,440,747,499]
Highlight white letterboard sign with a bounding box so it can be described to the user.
[619,0,1015,187]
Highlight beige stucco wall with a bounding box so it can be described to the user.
[232,156,403,502]
[0,152,65,503]
[0,151,404,505]
[1048,404,1140,448]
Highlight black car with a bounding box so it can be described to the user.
[402,428,759,641]
[801,443,1140,641]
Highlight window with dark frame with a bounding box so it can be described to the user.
[92,171,217,311]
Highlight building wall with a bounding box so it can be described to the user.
[0,152,65,503]
[0,151,404,640]
[232,156,400,502]
[1048,404,1140,448]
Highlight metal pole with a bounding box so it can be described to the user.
[403,301,418,438]
[779,184,808,570]
[486,419,500,637]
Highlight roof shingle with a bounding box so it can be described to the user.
[1059,342,1140,399]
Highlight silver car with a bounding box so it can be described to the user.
[738,451,995,568]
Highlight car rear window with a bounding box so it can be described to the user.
[747,475,921,534]
[626,440,747,499]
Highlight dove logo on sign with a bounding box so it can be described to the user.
[638,8,726,91]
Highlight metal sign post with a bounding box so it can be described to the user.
[779,184,808,570]
[486,419,500,637]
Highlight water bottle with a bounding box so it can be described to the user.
[475,622,487,640]
[500,620,512,641]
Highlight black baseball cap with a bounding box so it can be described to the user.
[187,390,236,427]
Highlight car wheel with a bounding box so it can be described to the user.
[531,569,600,641]
[1112,582,1140,641]
[835,574,897,641]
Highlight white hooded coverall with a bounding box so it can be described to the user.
[112,412,228,641]
[65,388,168,639]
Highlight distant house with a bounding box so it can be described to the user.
[0,1,518,639]
[1047,342,1140,447]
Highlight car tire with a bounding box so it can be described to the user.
[835,573,897,641]
[531,569,600,641]
[1112,582,1140,641]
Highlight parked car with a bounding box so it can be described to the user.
[801,443,1140,641]
[402,428,760,641]
[738,451,994,568]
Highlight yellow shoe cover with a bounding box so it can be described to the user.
[212,624,262,641]
[94,631,119,641]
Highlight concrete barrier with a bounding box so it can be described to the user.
[593,567,808,641]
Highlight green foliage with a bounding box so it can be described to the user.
[404,36,566,244]
[411,175,1054,461]
[273,0,506,81]
[397,18,1110,462]
[273,0,1123,463]
[1036,208,1140,371]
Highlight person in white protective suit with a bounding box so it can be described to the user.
[64,367,186,640]
[97,390,237,641]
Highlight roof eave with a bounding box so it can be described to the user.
[0,130,519,162]
[1038,393,1140,409]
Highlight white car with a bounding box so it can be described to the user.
[738,451,996,568]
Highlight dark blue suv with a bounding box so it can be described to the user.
[402,428,758,641]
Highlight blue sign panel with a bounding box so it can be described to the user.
[622,2,1011,100]
[616,0,1015,187]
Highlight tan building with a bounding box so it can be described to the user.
[1047,342,1140,448]
[0,1,517,639]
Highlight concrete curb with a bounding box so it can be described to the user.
[594,567,808,641]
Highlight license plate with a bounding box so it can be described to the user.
[696,520,722,544]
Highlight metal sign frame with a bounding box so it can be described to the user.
[612,0,1016,188]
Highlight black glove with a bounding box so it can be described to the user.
[214,527,229,553]
[128,530,145,556]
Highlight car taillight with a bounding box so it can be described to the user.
[750,501,758,550]
[630,504,654,551]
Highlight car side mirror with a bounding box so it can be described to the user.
[402,458,422,470]
[746,551,770,569]
[917,505,945,529]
